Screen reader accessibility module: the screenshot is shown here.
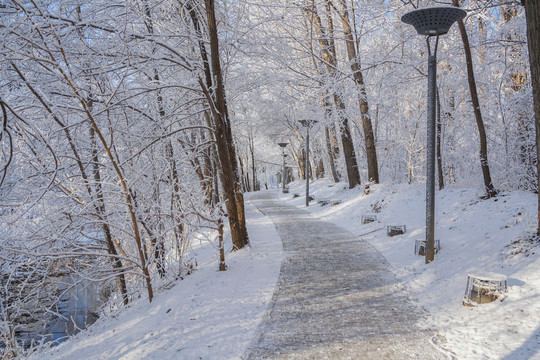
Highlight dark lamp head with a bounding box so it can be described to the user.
[401,7,466,36]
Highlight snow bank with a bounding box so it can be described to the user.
[30,199,282,360]
[280,179,540,359]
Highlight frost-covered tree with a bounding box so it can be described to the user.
[521,0,540,233]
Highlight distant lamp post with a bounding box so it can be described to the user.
[278,142,289,193]
[299,120,318,206]
[401,7,466,264]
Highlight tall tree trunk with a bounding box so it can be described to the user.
[311,50,339,182]
[197,0,248,242]
[522,0,540,233]
[304,3,361,188]
[238,155,248,192]
[189,138,212,205]
[90,125,129,305]
[189,0,246,247]
[317,158,324,178]
[203,112,220,206]
[203,0,248,249]
[329,124,341,175]
[325,125,340,183]
[336,0,379,184]
[218,218,226,271]
[334,94,361,187]
[453,0,497,198]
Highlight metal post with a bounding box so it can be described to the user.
[282,147,286,193]
[401,6,466,265]
[425,35,439,264]
[284,164,287,189]
[277,142,288,193]
[305,126,310,206]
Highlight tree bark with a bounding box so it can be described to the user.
[336,0,379,184]
[201,0,248,242]
[203,111,220,206]
[334,93,360,187]
[522,0,540,233]
[218,218,226,271]
[198,78,245,250]
[453,0,497,198]
[90,125,129,305]
[311,48,339,182]
[325,125,340,183]
[304,3,361,188]
[203,0,248,249]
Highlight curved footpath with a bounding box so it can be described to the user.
[245,190,448,360]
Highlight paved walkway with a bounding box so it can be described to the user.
[245,191,448,359]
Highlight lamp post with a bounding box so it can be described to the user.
[299,120,318,206]
[401,7,466,264]
[278,142,288,193]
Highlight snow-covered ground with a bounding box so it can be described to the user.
[283,179,540,360]
[29,199,283,360]
[30,179,540,359]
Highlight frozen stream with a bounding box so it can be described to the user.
[43,276,103,345]
[14,275,105,348]
[246,190,449,359]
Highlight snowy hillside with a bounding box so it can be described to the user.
[29,199,283,360]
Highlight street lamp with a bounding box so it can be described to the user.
[401,7,466,264]
[299,120,318,206]
[277,142,288,193]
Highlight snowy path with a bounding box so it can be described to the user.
[246,190,448,359]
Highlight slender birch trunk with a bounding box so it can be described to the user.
[522,0,540,233]
[452,0,497,198]
[336,0,379,183]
